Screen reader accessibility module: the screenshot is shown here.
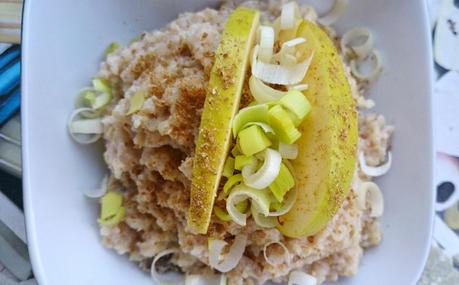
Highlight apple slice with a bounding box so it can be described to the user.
[277,20,358,238]
[187,7,260,234]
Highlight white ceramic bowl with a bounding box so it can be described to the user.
[21,0,434,284]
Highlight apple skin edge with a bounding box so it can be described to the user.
[187,7,260,234]
[277,20,358,238]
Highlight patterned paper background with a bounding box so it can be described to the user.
[420,0,459,283]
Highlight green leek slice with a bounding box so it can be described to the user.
[268,163,295,202]
[222,157,235,178]
[99,192,125,225]
[93,93,111,110]
[232,104,269,137]
[238,125,271,156]
[82,90,96,106]
[234,155,255,170]
[214,207,232,222]
[251,204,277,228]
[223,174,243,194]
[127,90,146,115]
[226,184,271,226]
[267,105,301,144]
[279,90,311,125]
[215,200,249,222]
[99,207,125,226]
[92,78,112,95]
[104,42,120,58]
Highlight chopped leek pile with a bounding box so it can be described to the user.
[213,2,314,228]
[68,59,114,143]
[218,89,311,227]
[67,77,113,144]
[68,41,139,145]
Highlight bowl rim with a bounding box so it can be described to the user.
[20,0,435,284]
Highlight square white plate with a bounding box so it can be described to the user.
[21,0,434,284]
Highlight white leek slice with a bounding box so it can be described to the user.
[281,53,298,66]
[208,235,247,273]
[267,187,297,217]
[83,175,108,198]
[278,143,298,159]
[283,37,306,48]
[272,37,307,66]
[288,84,308,91]
[288,271,317,285]
[252,49,314,85]
[357,181,384,217]
[274,38,307,64]
[318,0,348,26]
[219,274,227,285]
[242,148,282,189]
[226,184,271,226]
[251,204,277,228]
[151,249,184,285]
[359,151,392,177]
[272,18,282,41]
[70,119,103,134]
[340,27,374,59]
[241,121,275,135]
[258,26,275,63]
[248,75,285,103]
[68,108,103,144]
[185,274,226,285]
[274,17,300,45]
[350,49,382,82]
[93,91,112,110]
[281,2,301,30]
[184,275,205,285]
[263,241,290,266]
